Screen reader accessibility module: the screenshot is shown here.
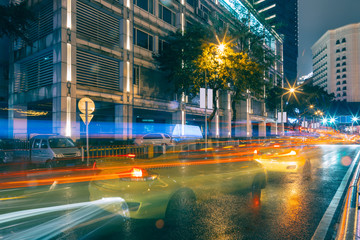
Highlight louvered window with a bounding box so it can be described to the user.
[14,51,53,92]
[14,0,53,49]
[77,1,120,48]
[77,49,120,91]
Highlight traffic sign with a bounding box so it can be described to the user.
[80,114,93,124]
[78,98,95,114]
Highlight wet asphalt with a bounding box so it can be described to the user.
[0,145,359,240]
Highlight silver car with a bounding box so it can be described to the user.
[134,133,172,146]
[30,135,81,168]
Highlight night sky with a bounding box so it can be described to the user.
[298,0,360,78]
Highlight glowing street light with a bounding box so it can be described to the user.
[351,116,359,134]
[322,118,328,124]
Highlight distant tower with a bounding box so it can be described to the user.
[249,0,298,84]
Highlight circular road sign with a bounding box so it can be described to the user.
[78,98,95,114]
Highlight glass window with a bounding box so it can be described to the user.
[336,69,340,73]
[158,39,169,54]
[342,47,346,51]
[343,80,347,84]
[343,86,347,90]
[342,74,347,78]
[336,82,340,85]
[33,139,41,149]
[342,38,346,43]
[134,28,153,51]
[336,63,340,67]
[337,93,341,97]
[337,75,340,79]
[336,49,340,53]
[342,62,346,66]
[143,134,163,139]
[336,87,340,91]
[48,138,75,148]
[159,4,175,26]
[336,57,340,61]
[342,56,346,60]
[342,68,346,72]
[134,0,154,14]
[186,0,196,8]
[41,140,48,149]
[343,92,347,96]
[133,65,140,85]
[336,40,340,44]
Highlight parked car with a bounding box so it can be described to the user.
[30,135,82,168]
[134,133,172,146]
[88,147,267,224]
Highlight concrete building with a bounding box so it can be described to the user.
[8,0,283,140]
[312,23,360,102]
[248,0,298,83]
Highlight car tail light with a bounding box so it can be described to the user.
[127,154,136,158]
[254,149,258,154]
[131,167,144,177]
[118,167,158,181]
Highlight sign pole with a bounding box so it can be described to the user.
[86,101,89,166]
[205,70,207,150]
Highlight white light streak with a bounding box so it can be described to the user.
[126,61,130,92]
[67,0,71,28]
[67,43,71,82]
[126,20,130,50]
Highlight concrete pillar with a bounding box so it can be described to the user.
[259,121,266,137]
[271,122,277,136]
[115,104,133,140]
[9,105,28,139]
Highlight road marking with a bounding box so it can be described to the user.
[311,150,360,240]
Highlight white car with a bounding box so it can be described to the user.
[134,133,172,146]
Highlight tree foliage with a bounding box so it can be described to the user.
[0,2,34,42]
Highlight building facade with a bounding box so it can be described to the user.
[8,0,283,140]
[312,23,360,102]
[248,0,298,83]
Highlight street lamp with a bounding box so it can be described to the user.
[280,87,296,136]
[351,116,358,134]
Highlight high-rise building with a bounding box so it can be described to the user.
[8,0,283,139]
[312,23,360,102]
[248,0,298,83]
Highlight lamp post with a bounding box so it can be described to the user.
[280,87,295,136]
[351,117,358,134]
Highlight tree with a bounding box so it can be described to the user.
[155,20,277,132]
[0,2,34,43]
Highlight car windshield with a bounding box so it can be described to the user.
[48,138,75,148]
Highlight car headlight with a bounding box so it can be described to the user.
[75,151,81,157]
[55,153,64,158]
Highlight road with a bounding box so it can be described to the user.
[0,145,358,240]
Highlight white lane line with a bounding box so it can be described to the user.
[311,150,360,240]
